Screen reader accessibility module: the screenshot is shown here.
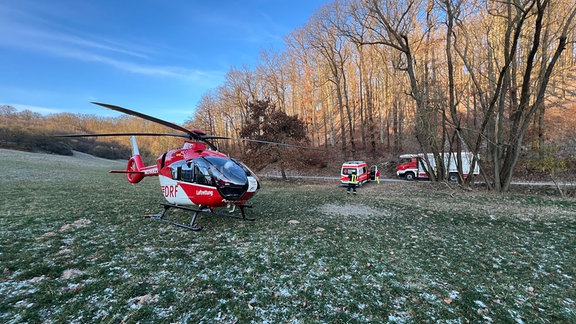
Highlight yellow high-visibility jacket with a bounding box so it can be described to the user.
[349,174,357,184]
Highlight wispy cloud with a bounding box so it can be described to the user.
[28,40,224,84]
[0,2,147,55]
[0,3,224,85]
[10,103,63,115]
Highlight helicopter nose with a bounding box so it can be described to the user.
[217,180,249,200]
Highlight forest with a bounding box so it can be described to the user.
[2,0,576,192]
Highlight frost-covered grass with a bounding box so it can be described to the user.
[1,149,575,322]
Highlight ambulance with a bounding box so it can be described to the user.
[340,161,377,186]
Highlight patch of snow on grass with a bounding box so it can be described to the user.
[128,294,159,309]
[474,300,487,308]
[59,218,93,232]
[61,269,84,280]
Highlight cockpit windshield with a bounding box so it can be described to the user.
[201,156,248,186]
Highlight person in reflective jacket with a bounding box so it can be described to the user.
[347,170,357,194]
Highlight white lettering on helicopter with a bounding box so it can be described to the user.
[144,167,158,175]
[162,185,178,198]
[196,190,214,196]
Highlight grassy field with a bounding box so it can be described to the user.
[1,149,575,323]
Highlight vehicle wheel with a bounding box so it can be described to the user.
[405,172,415,181]
[448,173,459,182]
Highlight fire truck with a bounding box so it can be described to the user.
[340,161,377,185]
[396,152,479,181]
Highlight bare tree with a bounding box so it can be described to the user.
[346,0,444,179]
[304,3,356,159]
[454,0,576,191]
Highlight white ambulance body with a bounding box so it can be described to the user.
[340,161,375,185]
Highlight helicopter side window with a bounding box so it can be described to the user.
[170,161,183,180]
[170,159,215,186]
[170,160,195,182]
[194,165,213,185]
[171,165,180,180]
[180,162,194,182]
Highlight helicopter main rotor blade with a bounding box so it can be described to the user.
[204,135,323,150]
[55,133,190,138]
[91,102,200,140]
[76,102,321,151]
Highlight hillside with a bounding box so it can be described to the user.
[0,149,125,185]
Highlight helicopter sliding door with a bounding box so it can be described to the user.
[158,159,218,206]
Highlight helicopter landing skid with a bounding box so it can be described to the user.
[221,204,255,222]
[148,203,205,231]
[148,203,254,231]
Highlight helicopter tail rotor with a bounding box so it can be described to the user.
[109,136,153,183]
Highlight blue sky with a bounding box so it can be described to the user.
[0,0,328,124]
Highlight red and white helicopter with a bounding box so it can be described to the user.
[58,102,287,231]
